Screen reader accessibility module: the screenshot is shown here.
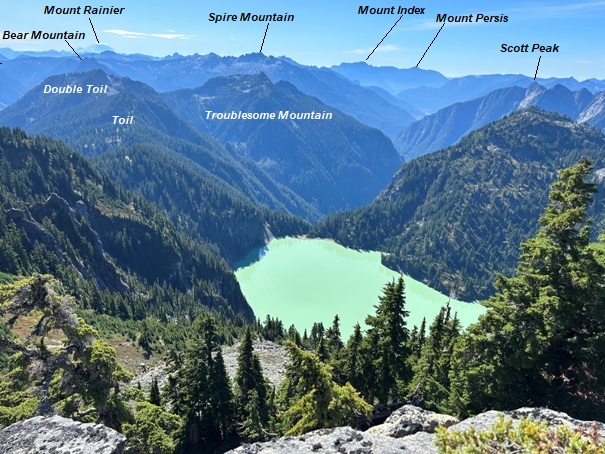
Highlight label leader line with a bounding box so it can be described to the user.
[89,18,100,43]
[417,23,445,67]
[366,14,403,61]
[65,40,82,60]
[534,56,541,80]
[260,23,269,52]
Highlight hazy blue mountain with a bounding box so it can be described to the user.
[0,51,416,136]
[164,73,403,214]
[364,85,425,119]
[0,70,319,220]
[313,109,605,301]
[140,52,416,135]
[395,83,602,160]
[397,74,533,113]
[0,69,404,216]
[331,62,448,93]
[397,74,605,114]
[0,72,25,109]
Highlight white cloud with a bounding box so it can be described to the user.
[345,44,401,55]
[103,29,194,40]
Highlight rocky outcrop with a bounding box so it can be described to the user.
[367,405,458,438]
[228,426,435,454]
[229,406,605,453]
[25,193,127,292]
[222,339,288,388]
[0,415,126,454]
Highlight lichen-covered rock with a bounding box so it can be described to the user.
[0,415,126,454]
[228,425,437,453]
[228,406,605,453]
[450,407,605,439]
[509,407,605,436]
[367,405,458,438]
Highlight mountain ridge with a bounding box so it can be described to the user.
[313,108,605,300]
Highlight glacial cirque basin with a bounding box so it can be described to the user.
[235,237,485,339]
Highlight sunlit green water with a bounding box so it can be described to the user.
[235,237,485,339]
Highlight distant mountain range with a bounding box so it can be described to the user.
[0,51,416,136]
[313,109,605,301]
[2,49,605,139]
[331,62,448,93]
[394,83,605,161]
[0,69,401,217]
[396,74,605,114]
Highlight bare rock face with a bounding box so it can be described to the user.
[0,415,126,454]
[222,339,288,388]
[367,404,458,438]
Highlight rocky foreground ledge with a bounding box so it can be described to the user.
[229,405,605,453]
[1,406,603,453]
[0,415,126,454]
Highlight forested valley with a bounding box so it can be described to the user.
[2,132,605,451]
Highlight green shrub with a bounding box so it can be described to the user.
[436,414,605,453]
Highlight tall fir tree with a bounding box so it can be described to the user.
[278,342,371,436]
[172,315,235,452]
[149,377,161,407]
[234,326,269,441]
[407,304,460,412]
[326,315,344,355]
[449,158,605,420]
[338,323,362,392]
[362,276,411,403]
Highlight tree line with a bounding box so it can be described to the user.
[1,158,605,453]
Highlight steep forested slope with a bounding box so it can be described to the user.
[164,73,403,213]
[93,145,309,262]
[0,127,253,319]
[313,109,605,300]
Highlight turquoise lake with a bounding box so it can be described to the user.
[235,237,485,339]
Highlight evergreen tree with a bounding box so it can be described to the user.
[326,315,344,355]
[149,377,161,406]
[278,342,371,436]
[362,276,411,403]
[310,322,325,349]
[139,321,153,359]
[173,315,235,452]
[407,304,460,412]
[450,158,605,420]
[316,336,329,363]
[209,350,235,438]
[234,327,269,441]
[240,390,266,442]
[344,323,363,391]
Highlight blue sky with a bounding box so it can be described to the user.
[4,0,605,79]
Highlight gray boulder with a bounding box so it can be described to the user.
[229,425,436,453]
[0,415,126,454]
[449,407,605,439]
[510,407,605,436]
[229,406,605,453]
[367,405,458,438]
